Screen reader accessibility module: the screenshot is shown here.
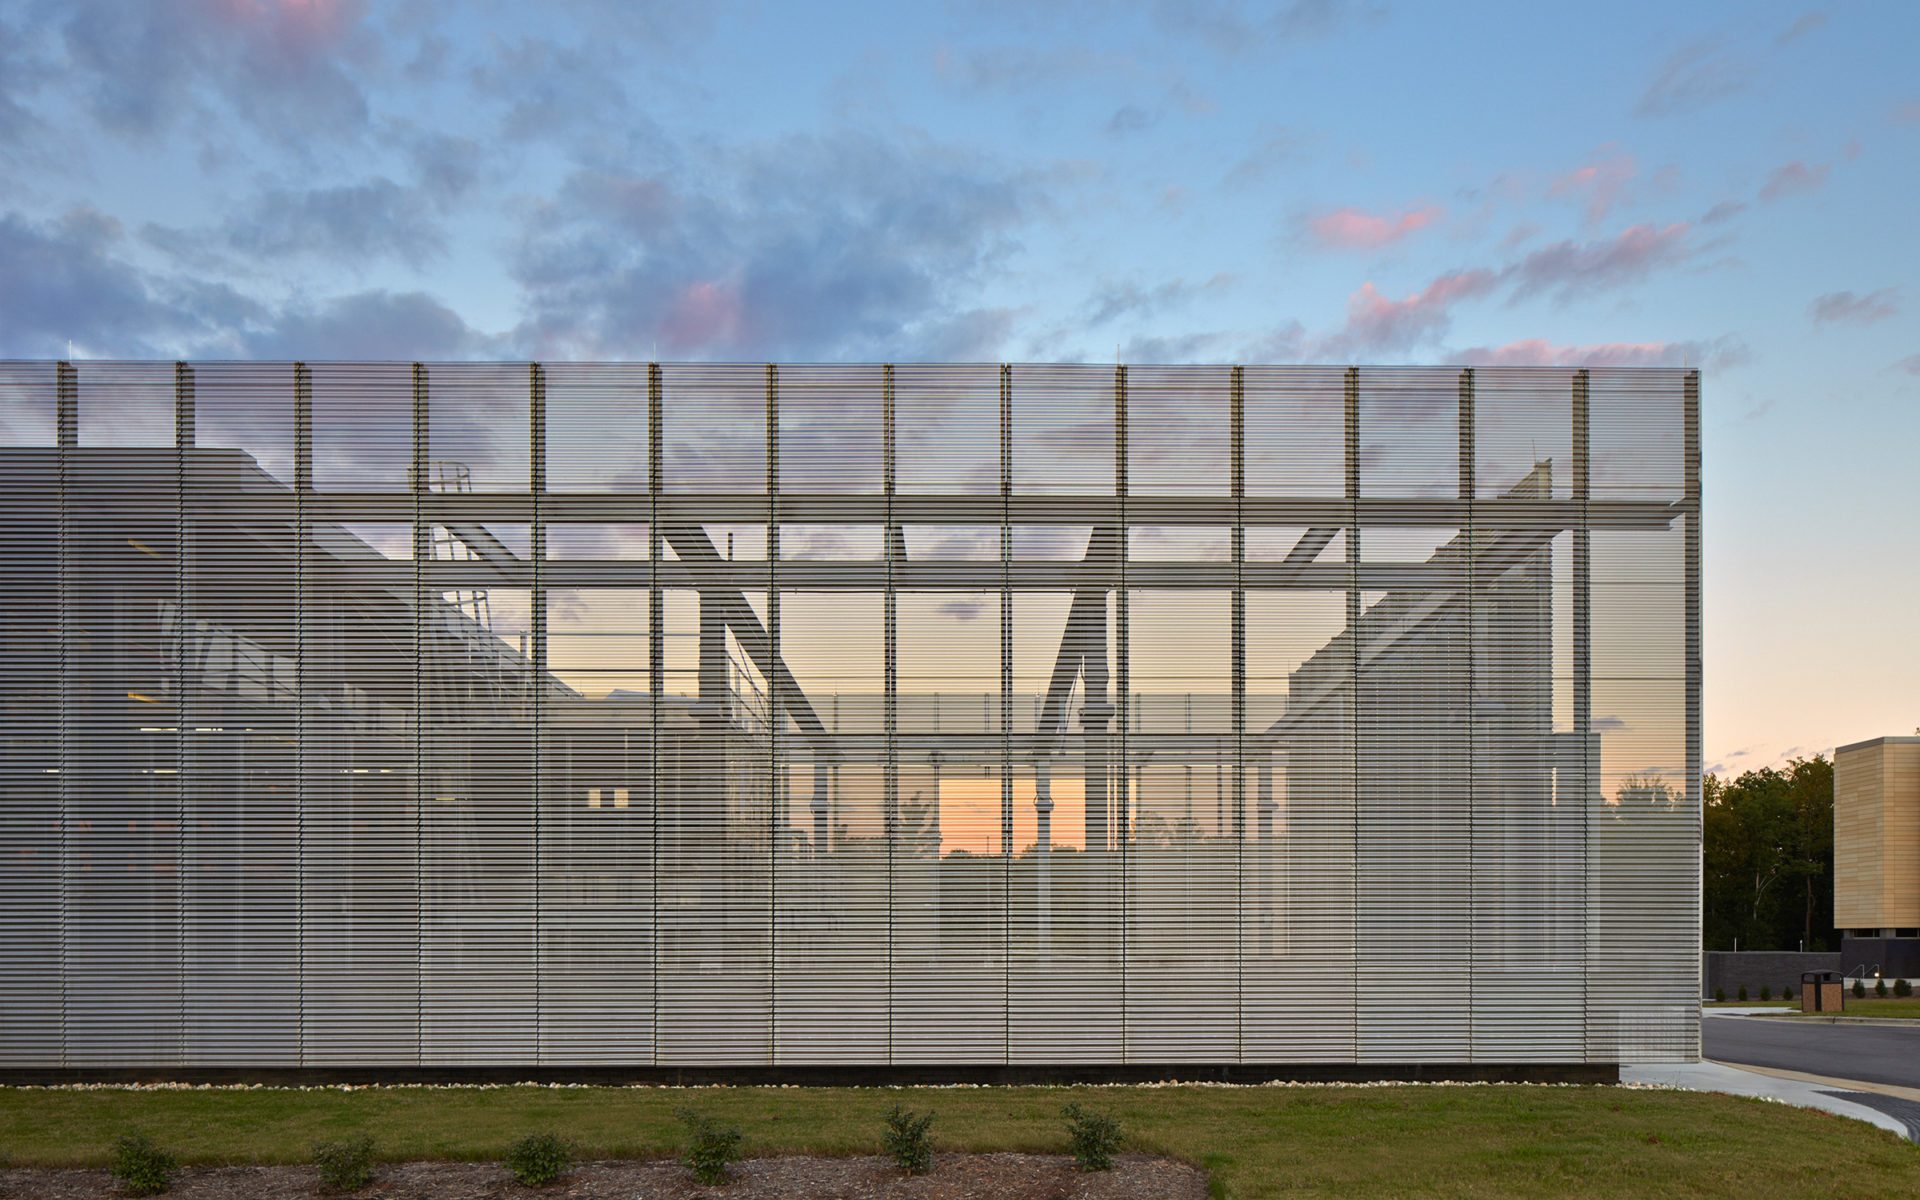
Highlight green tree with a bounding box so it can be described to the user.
[1702,757,1834,952]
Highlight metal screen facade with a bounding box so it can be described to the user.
[0,361,1700,1073]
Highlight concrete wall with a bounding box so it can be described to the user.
[1703,951,1839,999]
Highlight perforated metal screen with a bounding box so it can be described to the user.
[0,361,1699,1069]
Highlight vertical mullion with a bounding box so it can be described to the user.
[1683,368,1702,1053]
[174,361,193,1063]
[647,363,663,1067]
[1344,365,1360,1056]
[882,363,897,1065]
[528,362,546,1064]
[55,361,74,1067]
[293,362,312,1067]
[1114,362,1129,1061]
[410,362,429,1066]
[1571,367,1592,1059]
[999,363,1013,1062]
[1458,366,1475,1060]
[765,363,780,1062]
[1229,365,1246,1063]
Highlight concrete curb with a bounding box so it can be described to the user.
[1739,1013,1920,1028]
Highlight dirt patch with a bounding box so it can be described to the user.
[0,1153,1208,1199]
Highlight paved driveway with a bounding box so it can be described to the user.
[1704,1013,1920,1090]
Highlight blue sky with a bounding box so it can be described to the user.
[0,0,1916,772]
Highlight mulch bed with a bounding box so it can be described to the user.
[0,1153,1208,1199]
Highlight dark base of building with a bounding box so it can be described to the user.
[0,1062,1619,1087]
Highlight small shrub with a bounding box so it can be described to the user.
[882,1103,936,1175]
[1062,1103,1123,1172]
[676,1108,743,1187]
[1782,985,1793,1001]
[313,1135,376,1193]
[110,1133,177,1197]
[1759,984,1771,1001]
[1896,978,1913,998]
[1713,987,1725,1002]
[1737,984,1747,1002]
[1876,977,1888,998]
[503,1133,574,1188]
[1854,979,1866,999]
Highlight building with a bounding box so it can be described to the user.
[1835,736,1920,981]
[0,361,1699,1079]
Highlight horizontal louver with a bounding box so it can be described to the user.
[0,361,1698,1070]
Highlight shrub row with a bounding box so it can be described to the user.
[102,1102,1125,1193]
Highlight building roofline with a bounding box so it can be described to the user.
[1836,736,1920,755]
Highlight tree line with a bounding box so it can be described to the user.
[1703,756,1834,952]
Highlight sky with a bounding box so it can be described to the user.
[0,0,1916,777]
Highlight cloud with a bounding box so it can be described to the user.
[393,129,486,204]
[0,208,180,356]
[930,42,1210,123]
[1895,100,1920,125]
[1549,149,1636,223]
[468,35,662,155]
[1085,274,1234,324]
[1897,354,1920,376]
[0,9,45,150]
[1700,199,1747,224]
[1810,288,1900,326]
[1498,222,1541,250]
[1304,204,1444,249]
[1636,41,1749,117]
[1119,331,1234,362]
[1146,0,1366,54]
[1106,104,1156,135]
[1223,126,1305,188]
[1320,269,1499,358]
[232,290,499,360]
[219,177,448,267]
[0,205,498,361]
[936,599,986,622]
[1758,160,1830,201]
[1507,223,1694,303]
[1455,335,1749,370]
[58,0,372,140]
[1775,11,1828,45]
[509,131,1039,360]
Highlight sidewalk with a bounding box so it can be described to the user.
[1623,1060,1915,1141]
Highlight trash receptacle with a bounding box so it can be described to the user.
[1802,970,1843,1013]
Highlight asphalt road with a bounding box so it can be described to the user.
[1705,1014,1920,1090]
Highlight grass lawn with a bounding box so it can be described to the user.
[1818,996,1920,1018]
[1704,996,1920,1017]
[3,1084,1917,1198]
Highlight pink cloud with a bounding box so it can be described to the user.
[1325,268,1498,355]
[1758,160,1829,201]
[1898,354,1920,376]
[214,0,363,56]
[1305,204,1444,249]
[1458,340,1687,367]
[1893,100,1920,125]
[1457,336,1749,371]
[659,279,744,352]
[1549,150,1636,223]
